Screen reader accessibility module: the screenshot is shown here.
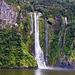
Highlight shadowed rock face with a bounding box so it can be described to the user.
[60,55,73,69]
[0,0,18,28]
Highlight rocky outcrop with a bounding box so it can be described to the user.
[0,0,18,28]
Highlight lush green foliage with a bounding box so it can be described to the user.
[0,0,75,67]
[39,18,45,54]
[0,21,37,68]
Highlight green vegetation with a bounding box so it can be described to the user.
[0,0,75,67]
[39,18,45,54]
[0,25,37,67]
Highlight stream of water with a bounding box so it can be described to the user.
[34,12,46,69]
[30,12,33,35]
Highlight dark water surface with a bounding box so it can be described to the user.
[0,68,75,75]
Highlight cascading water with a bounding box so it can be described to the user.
[30,12,69,69]
[34,12,46,69]
[30,12,33,35]
[45,18,48,65]
[58,16,67,63]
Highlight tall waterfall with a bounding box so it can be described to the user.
[45,18,48,65]
[58,17,67,63]
[30,12,33,35]
[34,12,46,68]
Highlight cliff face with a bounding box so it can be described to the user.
[0,0,18,28]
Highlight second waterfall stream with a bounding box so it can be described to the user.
[34,12,46,69]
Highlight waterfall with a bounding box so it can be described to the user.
[45,18,48,65]
[34,12,46,69]
[30,12,33,35]
[63,17,67,25]
[58,16,67,63]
